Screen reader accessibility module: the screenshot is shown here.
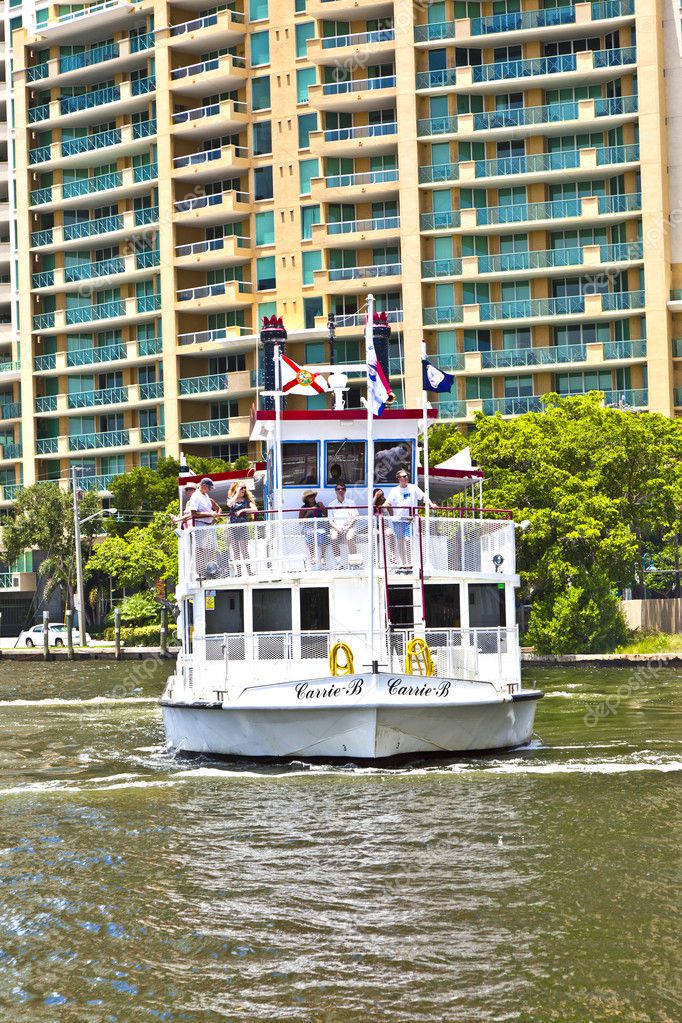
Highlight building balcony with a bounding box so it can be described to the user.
[0,483,24,505]
[314,262,401,293]
[312,214,400,249]
[313,308,403,333]
[459,144,639,189]
[309,120,397,158]
[33,252,159,293]
[0,571,37,592]
[30,208,157,253]
[308,74,396,113]
[421,241,643,283]
[0,402,21,420]
[169,7,246,48]
[178,373,231,398]
[39,0,140,40]
[172,143,249,184]
[64,426,162,455]
[30,163,158,211]
[175,234,252,270]
[0,360,21,384]
[311,168,399,203]
[32,295,159,336]
[34,32,155,87]
[172,98,248,137]
[170,54,247,95]
[68,385,129,410]
[29,79,155,130]
[177,325,253,348]
[28,120,157,172]
[176,279,252,312]
[307,28,395,66]
[0,442,22,462]
[173,187,250,227]
[414,0,635,47]
[438,338,647,376]
[423,291,645,329]
[33,339,161,378]
[180,417,230,441]
[76,473,117,493]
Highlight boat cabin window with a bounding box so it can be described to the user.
[281,442,318,486]
[253,588,292,632]
[374,441,414,484]
[424,584,461,628]
[388,586,414,627]
[205,590,244,634]
[325,441,365,486]
[469,584,506,628]
[300,587,329,631]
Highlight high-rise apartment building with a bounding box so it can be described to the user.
[0,0,679,508]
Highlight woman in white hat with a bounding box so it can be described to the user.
[298,489,329,567]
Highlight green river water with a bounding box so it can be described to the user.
[0,660,679,1023]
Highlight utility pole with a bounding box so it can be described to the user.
[71,466,87,647]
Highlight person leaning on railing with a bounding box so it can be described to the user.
[328,482,359,569]
[373,488,396,566]
[385,470,435,571]
[227,482,258,576]
[299,489,330,568]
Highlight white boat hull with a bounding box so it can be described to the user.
[161,673,542,760]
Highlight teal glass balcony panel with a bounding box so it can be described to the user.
[600,241,643,263]
[414,21,456,43]
[601,290,644,311]
[32,269,55,288]
[0,360,21,374]
[595,95,638,117]
[33,311,56,329]
[482,396,544,416]
[29,145,52,165]
[137,294,161,313]
[70,429,130,451]
[593,46,636,68]
[478,246,583,274]
[326,168,399,188]
[322,28,394,48]
[322,74,396,96]
[597,192,641,214]
[136,249,160,269]
[133,162,158,183]
[56,0,122,25]
[481,343,587,369]
[138,336,162,356]
[477,198,581,226]
[27,62,49,83]
[2,444,23,460]
[141,426,164,443]
[1,402,21,419]
[132,119,157,139]
[37,437,58,454]
[139,381,163,400]
[67,343,126,366]
[415,69,457,90]
[0,574,15,587]
[68,386,128,408]
[597,143,640,166]
[474,101,579,132]
[416,115,457,137]
[65,256,125,282]
[30,186,53,206]
[130,30,155,52]
[470,4,577,36]
[601,388,647,408]
[31,228,54,247]
[324,121,397,143]
[62,128,122,157]
[65,300,126,325]
[174,187,249,213]
[61,85,120,114]
[429,353,466,371]
[171,9,244,36]
[4,484,24,500]
[29,104,50,124]
[419,162,458,184]
[420,210,461,231]
[478,296,586,321]
[179,373,230,395]
[132,76,156,96]
[475,149,580,179]
[34,354,57,371]
[177,280,251,301]
[602,339,646,360]
[78,473,116,492]
[423,305,464,326]
[171,54,246,81]
[134,206,159,226]
[327,216,399,235]
[328,263,401,281]
[64,214,124,241]
[473,53,576,84]
[173,143,248,169]
[180,418,230,439]
[59,41,119,73]
[592,0,635,17]
[62,170,123,199]
[421,257,463,278]
[434,399,468,419]
[36,395,58,412]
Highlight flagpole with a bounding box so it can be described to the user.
[365,293,376,671]
[421,342,432,569]
[273,341,284,560]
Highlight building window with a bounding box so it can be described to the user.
[298,112,317,150]
[299,158,319,196]
[302,249,321,286]
[296,67,316,103]
[249,0,269,21]
[304,296,323,328]
[252,120,272,156]
[251,76,271,111]
[295,21,315,58]
[301,204,321,240]
[256,255,276,290]
[255,210,275,246]
[250,30,270,66]
[295,0,306,11]
[464,377,493,400]
[254,165,273,200]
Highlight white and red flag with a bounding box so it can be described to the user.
[280,354,329,396]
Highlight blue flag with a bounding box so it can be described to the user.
[422,359,455,394]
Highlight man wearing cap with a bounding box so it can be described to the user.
[186,477,222,570]
[386,470,433,570]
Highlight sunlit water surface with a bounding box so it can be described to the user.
[0,660,679,1022]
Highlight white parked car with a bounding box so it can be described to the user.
[16,623,92,648]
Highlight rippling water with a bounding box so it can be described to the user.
[0,659,679,1022]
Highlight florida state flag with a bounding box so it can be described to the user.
[280,355,329,395]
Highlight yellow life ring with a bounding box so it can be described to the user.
[406,637,436,677]
[329,641,354,676]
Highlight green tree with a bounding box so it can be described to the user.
[2,483,102,614]
[86,504,179,592]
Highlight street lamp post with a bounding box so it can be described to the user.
[70,466,117,647]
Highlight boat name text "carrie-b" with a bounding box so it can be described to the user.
[294,678,453,700]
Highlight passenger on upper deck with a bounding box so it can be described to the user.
[373,488,396,566]
[328,483,359,569]
[186,478,222,567]
[299,489,329,567]
[386,470,434,570]
[227,482,257,576]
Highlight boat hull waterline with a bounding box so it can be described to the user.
[162,673,543,760]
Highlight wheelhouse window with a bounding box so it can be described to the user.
[281,441,318,486]
[374,440,413,484]
[325,440,365,486]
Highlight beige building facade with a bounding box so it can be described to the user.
[1,0,681,502]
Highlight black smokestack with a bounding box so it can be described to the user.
[260,314,287,411]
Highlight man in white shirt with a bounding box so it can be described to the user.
[186,478,221,572]
[327,483,359,568]
[386,470,431,569]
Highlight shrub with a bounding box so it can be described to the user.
[527,569,629,654]
[105,591,160,628]
[103,623,178,647]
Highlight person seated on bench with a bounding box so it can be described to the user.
[299,489,329,567]
[328,483,359,569]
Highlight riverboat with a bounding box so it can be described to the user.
[161,310,542,761]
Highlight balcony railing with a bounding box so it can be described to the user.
[138,336,163,356]
[473,52,577,83]
[417,114,458,137]
[134,206,159,226]
[33,312,56,330]
[136,249,161,269]
[67,343,126,366]
[176,236,251,257]
[179,373,230,395]
[482,396,544,416]
[141,426,164,443]
[327,215,400,235]
[65,300,126,325]
[34,354,57,371]
[177,280,251,302]
[419,162,458,184]
[130,30,155,52]
[328,263,401,281]
[476,198,581,226]
[601,290,644,311]
[173,144,248,170]
[68,386,128,409]
[140,381,164,400]
[137,295,161,313]
[27,62,49,83]
[481,343,587,369]
[325,168,398,189]
[32,270,55,288]
[63,214,124,241]
[61,128,122,157]
[132,76,156,96]
[37,437,58,454]
[1,403,22,419]
[55,0,124,26]
[59,41,119,72]
[323,121,397,143]
[61,85,120,114]
[64,170,123,199]
[133,118,157,139]
[0,361,21,375]
[475,144,639,180]
[322,74,395,96]
[134,162,158,183]
[171,8,244,36]
[29,104,50,124]
[70,429,130,451]
[174,187,249,213]
[180,418,230,439]
[1,444,23,460]
[171,54,246,80]
[414,3,582,42]
[421,258,463,278]
[597,192,641,214]
[420,210,461,231]
[29,145,52,166]
[602,339,647,360]
[322,28,395,48]
[434,399,468,419]
[77,473,117,492]
[3,484,24,501]
[64,256,125,282]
